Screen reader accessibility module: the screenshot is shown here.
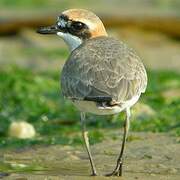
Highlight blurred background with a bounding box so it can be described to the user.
[0,0,180,150]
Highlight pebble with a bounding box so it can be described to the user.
[8,121,36,139]
[157,163,167,169]
[0,172,9,178]
[133,102,156,118]
[68,154,80,160]
[168,168,178,174]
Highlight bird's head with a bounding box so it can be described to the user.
[37,9,107,51]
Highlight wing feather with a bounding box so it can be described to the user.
[61,37,147,103]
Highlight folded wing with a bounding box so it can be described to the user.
[61,37,147,103]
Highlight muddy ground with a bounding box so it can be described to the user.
[1,132,180,180]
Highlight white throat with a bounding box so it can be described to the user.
[57,32,82,52]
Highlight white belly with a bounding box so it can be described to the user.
[72,95,140,115]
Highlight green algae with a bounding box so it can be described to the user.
[0,67,179,149]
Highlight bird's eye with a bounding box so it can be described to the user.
[71,22,84,31]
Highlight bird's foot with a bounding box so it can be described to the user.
[91,172,98,176]
[106,171,121,177]
[106,164,122,177]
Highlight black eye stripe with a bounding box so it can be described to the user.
[56,15,90,39]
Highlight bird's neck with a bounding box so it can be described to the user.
[57,32,83,52]
[57,31,108,52]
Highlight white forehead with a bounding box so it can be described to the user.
[57,18,67,28]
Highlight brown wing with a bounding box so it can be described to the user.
[61,37,147,103]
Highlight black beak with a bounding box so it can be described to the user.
[37,25,58,34]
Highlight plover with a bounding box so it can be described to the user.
[37,9,147,176]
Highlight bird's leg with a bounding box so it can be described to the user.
[80,112,97,176]
[106,108,130,176]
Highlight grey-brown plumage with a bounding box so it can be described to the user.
[37,9,148,176]
[61,36,147,105]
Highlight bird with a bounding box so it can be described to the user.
[37,9,147,177]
